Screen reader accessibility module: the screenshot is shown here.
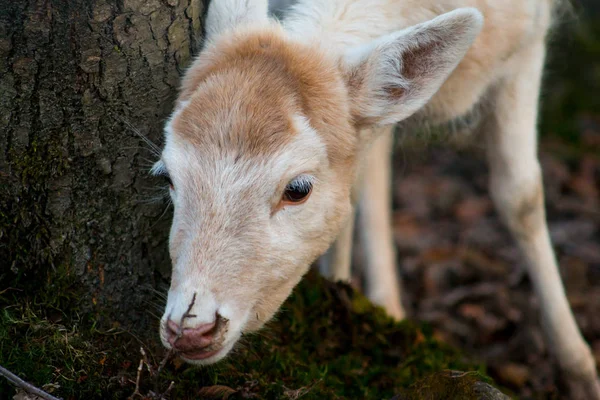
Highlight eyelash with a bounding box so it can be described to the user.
[281,175,314,204]
[151,161,173,190]
[285,176,313,192]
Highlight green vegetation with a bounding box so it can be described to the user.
[0,271,499,399]
[0,135,71,285]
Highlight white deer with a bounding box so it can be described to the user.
[152,0,600,397]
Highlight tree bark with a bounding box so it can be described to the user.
[0,0,203,329]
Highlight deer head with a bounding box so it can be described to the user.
[154,0,483,364]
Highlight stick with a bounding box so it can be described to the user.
[154,349,174,394]
[180,293,197,327]
[174,292,197,341]
[0,364,62,400]
[129,352,145,399]
[156,350,174,376]
[160,381,175,400]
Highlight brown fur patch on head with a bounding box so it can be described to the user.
[173,25,357,175]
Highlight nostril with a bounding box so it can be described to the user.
[193,316,218,337]
[166,319,181,346]
[166,313,221,350]
[167,319,180,336]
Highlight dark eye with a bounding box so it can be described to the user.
[151,161,174,190]
[163,174,174,190]
[282,176,313,204]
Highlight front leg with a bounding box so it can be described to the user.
[320,211,355,282]
[358,127,405,320]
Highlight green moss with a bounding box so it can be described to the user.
[0,271,499,399]
[0,299,140,399]
[0,135,73,297]
[0,138,80,320]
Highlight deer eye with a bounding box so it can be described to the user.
[164,174,174,190]
[151,160,174,190]
[282,176,313,205]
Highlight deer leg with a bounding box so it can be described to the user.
[324,211,356,282]
[485,41,600,399]
[358,128,405,320]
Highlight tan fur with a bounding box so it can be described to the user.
[514,183,544,238]
[165,28,360,338]
[155,2,600,396]
[422,0,552,121]
[177,26,357,173]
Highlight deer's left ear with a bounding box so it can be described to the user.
[206,0,270,41]
[343,8,483,132]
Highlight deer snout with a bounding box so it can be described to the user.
[166,314,228,360]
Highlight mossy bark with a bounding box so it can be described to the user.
[0,0,203,329]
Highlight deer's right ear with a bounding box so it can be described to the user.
[206,0,270,41]
[342,8,483,136]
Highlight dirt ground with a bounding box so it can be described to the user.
[379,125,600,399]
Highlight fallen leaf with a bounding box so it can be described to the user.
[198,385,237,399]
[495,363,531,388]
[173,357,184,370]
[413,329,426,345]
[458,303,485,320]
[454,196,492,224]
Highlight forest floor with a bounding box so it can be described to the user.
[2,267,508,400]
[383,131,600,400]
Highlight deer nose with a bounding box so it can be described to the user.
[166,315,219,355]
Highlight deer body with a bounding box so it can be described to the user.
[153,0,600,397]
[283,0,550,122]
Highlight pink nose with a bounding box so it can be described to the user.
[166,317,218,353]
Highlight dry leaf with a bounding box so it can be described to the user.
[197,385,238,399]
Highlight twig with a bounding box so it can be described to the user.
[160,381,175,400]
[180,294,197,325]
[445,370,480,378]
[154,350,174,394]
[157,350,174,376]
[174,293,197,341]
[140,347,153,376]
[129,353,145,399]
[0,364,62,400]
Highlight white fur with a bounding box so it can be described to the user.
[206,0,270,41]
[344,9,483,126]
[155,0,600,395]
[158,113,332,364]
[285,0,599,395]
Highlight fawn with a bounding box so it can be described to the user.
[153,0,600,397]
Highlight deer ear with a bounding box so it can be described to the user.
[206,0,270,41]
[343,8,483,132]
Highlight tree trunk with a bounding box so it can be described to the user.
[0,0,204,329]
